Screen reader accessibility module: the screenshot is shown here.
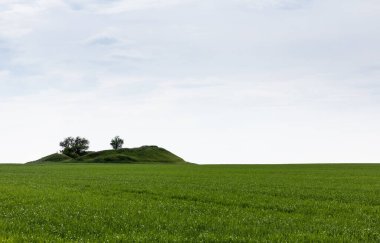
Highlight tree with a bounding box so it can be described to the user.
[59,136,90,158]
[110,136,124,150]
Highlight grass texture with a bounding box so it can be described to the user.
[0,163,380,241]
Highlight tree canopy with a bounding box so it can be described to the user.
[110,136,124,150]
[59,137,90,158]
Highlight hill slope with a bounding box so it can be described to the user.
[35,153,72,163]
[32,146,187,164]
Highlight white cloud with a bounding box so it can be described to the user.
[0,0,64,37]
[0,70,10,78]
[238,0,310,9]
[63,0,194,13]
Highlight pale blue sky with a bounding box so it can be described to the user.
[0,0,380,163]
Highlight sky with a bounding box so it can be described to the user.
[0,0,380,164]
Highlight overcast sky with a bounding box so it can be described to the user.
[0,0,380,164]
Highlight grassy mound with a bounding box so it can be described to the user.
[32,146,187,164]
[35,153,72,163]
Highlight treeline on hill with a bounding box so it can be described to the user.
[31,136,187,164]
[59,136,124,158]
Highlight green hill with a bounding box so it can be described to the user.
[35,153,72,162]
[32,146,188,164]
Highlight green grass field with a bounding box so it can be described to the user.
[1,163,380,242]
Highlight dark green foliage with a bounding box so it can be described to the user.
[1,164,380,241]
[110,136,124,150]
[59,137,90,158]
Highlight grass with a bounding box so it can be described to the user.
[0,163,380,241]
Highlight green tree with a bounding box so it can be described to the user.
[60,136,90,158]
[110,136,124,150]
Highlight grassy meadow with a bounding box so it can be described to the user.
[0,163,380,241]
